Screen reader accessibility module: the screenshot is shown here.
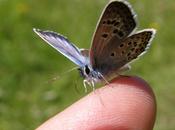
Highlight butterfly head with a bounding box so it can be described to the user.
[78,65,103,85]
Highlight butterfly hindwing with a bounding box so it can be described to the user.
[119,29,156,63]
[92,29,156,75]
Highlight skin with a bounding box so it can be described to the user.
[36,76,156,130]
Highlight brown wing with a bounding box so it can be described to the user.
[90,0,136,72]
[92,29,156,75]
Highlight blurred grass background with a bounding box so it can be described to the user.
[0,0,175,129]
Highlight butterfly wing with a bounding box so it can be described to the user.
[33,28,86,66]
[93,29,156,76]
[90,0,136,72]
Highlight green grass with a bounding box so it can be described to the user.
[0,0,175,129]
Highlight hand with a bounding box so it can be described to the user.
[36,76,156,130]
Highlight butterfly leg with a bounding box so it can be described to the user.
[97,72,109,85]
[83,80,88,93]
[83,79,94,92]
[91,80,95,91]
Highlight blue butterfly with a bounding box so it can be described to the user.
[33,0,156,91]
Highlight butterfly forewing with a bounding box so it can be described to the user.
[33,29,87,66]
[90,1,136,71]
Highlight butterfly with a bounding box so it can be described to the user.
[33,0,156,91]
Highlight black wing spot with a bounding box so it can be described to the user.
[127,52,131,56]
[128,42,132,45]
[118,31,124,38]
[114,21,120,26]
[135,49,139,53]
[102,33,108,38]
[134,42,137,46]
[102,21,106,24]
[110,52,116,57]
[140,47,145,52]
[120,44,124,48]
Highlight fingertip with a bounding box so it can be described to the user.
[109,75,155,98]
[103,75,156,130]
[36,76,156,130]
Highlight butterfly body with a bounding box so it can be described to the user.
[33,0,156,89]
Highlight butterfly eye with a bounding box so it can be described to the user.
[127,52,131,56]
[84,65,90,75]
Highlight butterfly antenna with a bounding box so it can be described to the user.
[46,66,79,84]
[62,66,79,75]
[74,75,82,94]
